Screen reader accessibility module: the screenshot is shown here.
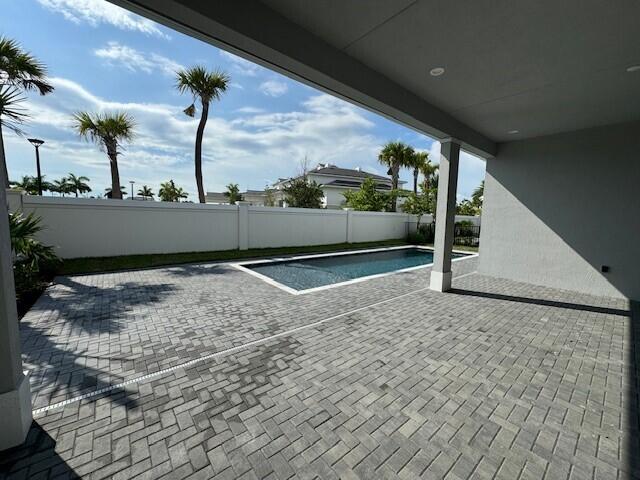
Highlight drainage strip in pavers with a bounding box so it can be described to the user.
[31,271,478,416]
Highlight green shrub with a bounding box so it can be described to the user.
[9,212,60,314]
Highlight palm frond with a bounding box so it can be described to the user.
[175,66,230,104]
[73,111,135,145]
[0,86,28,135]
[0,36,54,95]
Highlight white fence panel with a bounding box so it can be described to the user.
[350,211,411,243]
[14,195,238,258]
[248,206,347,248]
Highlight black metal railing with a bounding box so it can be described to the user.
[415,222,480,247]
[454,223,480,247]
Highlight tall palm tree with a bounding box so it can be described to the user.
[138,185,154,200]
[176,66,230,203]
[378,141,414,211]
[0,36,54,187]
[419,156,439,192]
[406,151,429,194]
[66,173,91,197]
[73,112,135,200]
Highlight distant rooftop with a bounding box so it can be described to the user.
[310,163,391,182]
[275,163,397,186]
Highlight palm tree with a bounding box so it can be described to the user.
[224,183,243,205]
[406,150,429,194]
[51,177,71,197]
[138,185,154,200]
[471,180,484,211]
[158,180,188,202]
[0,36,54,187]
[10,175,38,194]
[66,173,91,197]
[176,66,230,203]
[378,141,414,211]
[73,112,135,200]
[419,156,439,192]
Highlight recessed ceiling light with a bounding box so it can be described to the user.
[508,130,519,134]
[430,67,445,77]
[626,65,640,72]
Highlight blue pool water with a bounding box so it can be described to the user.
[246,248,466,291]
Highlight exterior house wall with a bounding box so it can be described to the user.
[322,187,348,209]
[6,192,417,259]
[479,120,640,300]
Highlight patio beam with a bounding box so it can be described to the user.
[108,0,496,159]
[0,183,32,448]
[430,140,460,292]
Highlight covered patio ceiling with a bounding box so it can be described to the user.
[111,0,640,157]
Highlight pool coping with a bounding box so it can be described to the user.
[231,245,478,295]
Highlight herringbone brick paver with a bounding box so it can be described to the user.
[1,252,638,480]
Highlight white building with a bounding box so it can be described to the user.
[206,163,404,209]
[274,163,403,209]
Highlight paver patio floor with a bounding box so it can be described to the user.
[1,254,639,479]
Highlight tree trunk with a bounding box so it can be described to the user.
[413,168,419,194]
[0,124,9,189]
[194,100,209,203]
[390,162,400,212]
[106,141,122,199]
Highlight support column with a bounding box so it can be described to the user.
[430,139,461,292]
[0,158,32,450]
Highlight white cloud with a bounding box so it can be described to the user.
[94,41,184,76]
[235,107,264,114]
[219,51,262,77]
[259,80,288,97]
[9,79,382,199]
[37,0,169,38]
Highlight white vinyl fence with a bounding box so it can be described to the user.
[6,191,427,259]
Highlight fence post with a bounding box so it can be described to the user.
[237,202,249,250]
[345,209,354,243]
[5,189,24,213]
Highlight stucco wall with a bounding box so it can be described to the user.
[6,193,417,258]
[479,120,640,300]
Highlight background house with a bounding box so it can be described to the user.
[207,163,405,209]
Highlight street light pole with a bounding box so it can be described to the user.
[130,180,135,200]
[28,138,45,196]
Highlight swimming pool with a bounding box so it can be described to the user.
[235,246,472,294]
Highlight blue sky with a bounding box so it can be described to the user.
[1,0,485,201]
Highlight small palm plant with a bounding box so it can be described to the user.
[176,66,230,203]
[73,112,135,200]
[137,185,154,200]
[9,212,59,306]
[159,180,188,202]
[66,173,91,197]
[224,183,243,205]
